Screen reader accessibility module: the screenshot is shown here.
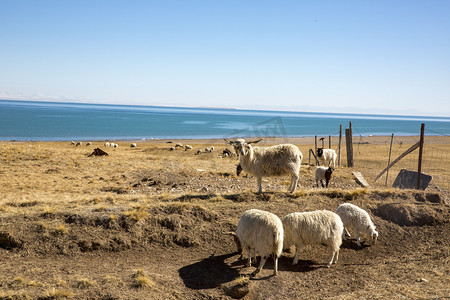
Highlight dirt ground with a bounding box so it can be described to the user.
[0,138,449,299]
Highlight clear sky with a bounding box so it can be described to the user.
[1,1,449,116]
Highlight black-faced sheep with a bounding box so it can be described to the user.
[225,139,303,193]
[335,203,378,247]
[231,209,284,276]
[315,166,333,188]
[317,148,337,168]
[282,210,344,267]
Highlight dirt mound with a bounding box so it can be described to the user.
[373,203,447,226]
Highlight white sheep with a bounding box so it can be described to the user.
[315,166,334,188]
[104,142,110,147]
[196,149,202,155]
[230,209,283,276]
[130,143,137,148]
[225,139,303,193]
[184,145,192,151]
[335,203,378,247]
[113,143,118,148]
[282,210,344,267]
[317,148,337,168]
[86,142,92,146]
[71,141,75,145]
[205,147,212,153]
[75,141,82,147]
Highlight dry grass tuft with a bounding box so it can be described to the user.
[75,278,95,289]
[40,288,73,299]
[131,269,155,289]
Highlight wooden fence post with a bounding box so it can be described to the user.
[385,133,394,186]
[345,122,354,167]
[338,124,342,167]
[329,135,331,149]
[315,135,318,165]
[417,123,425,190]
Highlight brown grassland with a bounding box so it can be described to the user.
[0,136,449,299]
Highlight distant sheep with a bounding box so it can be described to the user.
[335,203,378,247]
[71,141,76,145]
[184,145,193,151]
[222,148,232,157]
[317,148,337,168]
[104,142,110,147]
[76,142,82,147]
[113,143,118,148]
[196,149,202,155]
[282,210,344,267]
[231,209,283,276]
[175,143,183,148]
[205,147,212,153]
[86,142,92,146]
[225,139,303,193]
[130,143,137,148]
[315,166,333,188]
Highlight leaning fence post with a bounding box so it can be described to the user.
[417,123,425,189]
[315,135,318,165]
[385,133,394,186]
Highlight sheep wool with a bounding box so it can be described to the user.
[234,209,284,276]
[282,210,343,267]
[335,203,378,247]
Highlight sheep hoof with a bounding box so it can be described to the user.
[250,271,258,277]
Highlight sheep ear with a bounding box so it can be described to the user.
[224,139,233,145]
[247,139,262,144]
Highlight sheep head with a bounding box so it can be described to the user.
[224,138,262,157]
[317,148,323,157]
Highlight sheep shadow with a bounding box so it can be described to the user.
[178,252,239,290]
[340,239,371,250]
[231,255,318,278]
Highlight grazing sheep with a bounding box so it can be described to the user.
[169,147,175,151]
[282,210,344,267]
[130,143,137,148]
[225,139,303,193]
[335,203,378,247]
[205,147,212,153]
[113,143,118,148]
[104,142,110,147]
[175,143,183,148]
[231,209,284,276]
[71,141,76,145]
[317,148,337,168]
[86,142,92,146]
[75,142,82,147]
[184,145,193,151]
[222,148,232,157]
[315,166,334,188]
[196,149,202,155]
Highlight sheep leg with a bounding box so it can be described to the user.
[289,174,299,193]
[246,248,252,266]
[327,249,336,268]
[293,246,302,265]
[325,179,329,188]
[257,177,263,193]
[321,180,325,188]
[251,256,268,277]
[344,228,351,239]
[356,231,361,247]
[273,255,279,276]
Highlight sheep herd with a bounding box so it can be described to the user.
[232,203,378,277]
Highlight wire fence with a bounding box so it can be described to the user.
[317,125,450,202]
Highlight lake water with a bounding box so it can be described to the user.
[0,100,449,141]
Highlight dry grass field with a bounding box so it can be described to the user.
[0,137,449,299]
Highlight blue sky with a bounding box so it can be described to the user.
[1,1,449,116]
